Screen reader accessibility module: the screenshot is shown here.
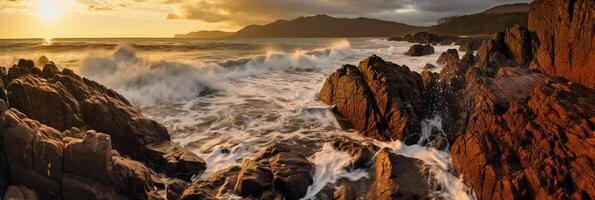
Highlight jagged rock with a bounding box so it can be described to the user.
[404,44,435,56]
[7,59,41,81]
[475,25,536,73]
[4,185,38,200]
[79,94,170,159]
[367,148,431,199]
[0,109,161,200]
[529,0,594,89]
[331,139,374,169]
[110,156,160,200]
[3,61,201,178]
[41,63,59,79]
[402,32,443,44]
[180,144,313,200]
[146,142,206,180]
[460,52,476,66]
[423,63,436,71]
[320,55,425,143]
[437,49,460,65]
[166,179,190,200]
[450,69,595,199]
[63,130,113,184]
[458,39,482,52]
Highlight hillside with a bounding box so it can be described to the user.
[481,3,529,14]
[429,3,529,35]
[232,14,424,38]
[174,30,234,38]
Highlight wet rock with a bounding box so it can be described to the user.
[401,32,443,45]
[460,52,475,66]
[179,166,241,200]
[7,59,41,81]
[166,179,190,200]
[110,156,160,200]
[367,148,431,199]
[529,0,594,89]
[475,25,536,73]
[4,185,38,200]
[63,130,113,184]
[404,44,435,56]
[146,142,206,180]
[334,185,356,200]
[423,63,436,71]
[0,109,161,200]
[320,55,425,143]
[450,69,595,199]
[41,62,59,79]
[331,139,374,168]
[437,49,460,65]
[458,39,482,52]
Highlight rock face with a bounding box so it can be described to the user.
[475,25,536,73]
[179,144,315,200]
[4,185,38,200]
[2,60,204,179]
[437,49,460,65]
[459,39,482,52]
[529,0,595,89]
[367,149,431,199]
[450,69,595,199]
[0,109,161,199]
[404,44,435,56]
[320,55,425,143]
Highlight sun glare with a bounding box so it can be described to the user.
[38,0,67,21]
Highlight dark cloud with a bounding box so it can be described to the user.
[167,0,532,26]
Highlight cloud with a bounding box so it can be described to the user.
[87,5,113,12]
[167,0,532,26]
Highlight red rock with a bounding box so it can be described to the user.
[529,0,595,89]
[475,25,535,73]
[320,55,425,143]
[437,49,460,65]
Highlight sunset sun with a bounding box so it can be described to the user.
[37,0,67,21]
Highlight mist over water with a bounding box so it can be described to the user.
[0,37,474,199]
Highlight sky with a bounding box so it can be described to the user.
[0,0,531,38]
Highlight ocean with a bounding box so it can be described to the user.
[0,37,474,199]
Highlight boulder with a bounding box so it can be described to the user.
[166,179,190,200]
[458,39,482,52]
[145,142,206,180]
[4,185,38,200]
[110,156,160,200]
[331,139,374,169]
[7,59,41,81]
[404,44,435,56]
[63,130,113,184]
[320,55,425,143]
[475,25,536,73]
[367,148,431,199]
[529,0,595,89]
[437,49,460,65]
[423,63,437,71]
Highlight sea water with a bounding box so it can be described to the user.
[0,37,475,199]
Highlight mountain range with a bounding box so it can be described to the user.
[175,3,529,38]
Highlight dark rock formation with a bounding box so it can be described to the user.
[320,55,425,143]
[461,52,476,66]
[2,60,204,179]
[4,185,38,200]
[423,63,437,71]
[474,25,536,73]
[529,0,595,89]
[0,109,162,199]
[459,39,483,52]
[367,148,431,199]
[437,49,460,65]
[404,44,435,56]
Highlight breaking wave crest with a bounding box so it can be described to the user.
[79,40,353,106]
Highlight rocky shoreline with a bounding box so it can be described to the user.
[0,0,593,199]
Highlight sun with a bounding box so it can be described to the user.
[38,0,67,21]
